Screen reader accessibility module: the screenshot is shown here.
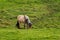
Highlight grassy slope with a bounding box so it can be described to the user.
[0,28,60,40]
[0,0,60,40]
[0,0,60,28]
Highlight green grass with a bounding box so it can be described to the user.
[0,0,60,40]
[0,28,60,40]
[0,0,60,28]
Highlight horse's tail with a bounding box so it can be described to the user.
[16,21,20,29]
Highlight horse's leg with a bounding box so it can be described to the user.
[24,22,25,29]
[26,23,29,29]
[16,21,20,29]
[25,19,29,29]
[19,22,21,29]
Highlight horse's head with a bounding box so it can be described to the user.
[28,23,32,28]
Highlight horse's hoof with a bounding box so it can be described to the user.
[18,28,21,29]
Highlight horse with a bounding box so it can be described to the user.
[16,15,32,29]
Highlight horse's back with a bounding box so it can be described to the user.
[17,15,29,23]
[17,15,25,23]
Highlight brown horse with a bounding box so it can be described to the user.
[16,15,32,29]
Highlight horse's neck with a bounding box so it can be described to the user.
[24,15,26,19]
[24,15,31,23]
[27,19,31,23]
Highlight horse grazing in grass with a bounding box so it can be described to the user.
[16,15,32,29]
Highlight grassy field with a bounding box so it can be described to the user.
[0,0,60,40]
[0,28,60,40]
[0,0,60,28]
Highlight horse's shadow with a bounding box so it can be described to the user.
[16,27,37,29]
[19,28,26,29]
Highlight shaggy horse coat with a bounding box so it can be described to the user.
[16,15,32,29]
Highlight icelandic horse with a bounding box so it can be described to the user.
[16,15,32,29]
